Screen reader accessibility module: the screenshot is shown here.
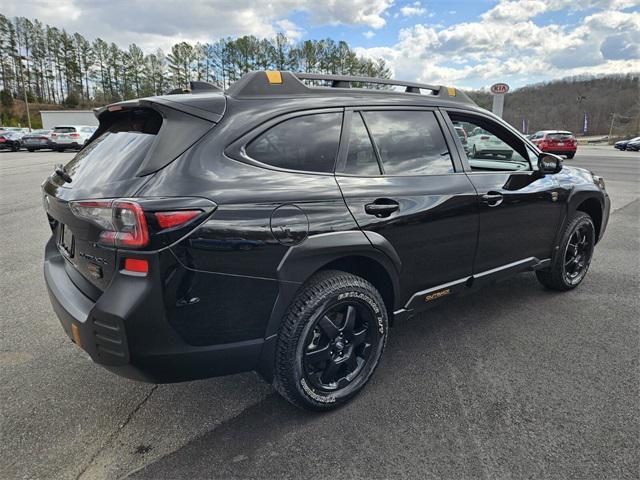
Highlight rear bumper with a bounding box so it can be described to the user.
[24,143,52,150]
[44,237,263,383]
[541,147,577,155]
[53,142,81,149]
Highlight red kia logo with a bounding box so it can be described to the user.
[490,83,510,94]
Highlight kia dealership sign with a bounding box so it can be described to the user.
[490,83,510,94]
[490,83,510,117]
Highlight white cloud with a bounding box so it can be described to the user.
[356,0,640,88]
[400,2,427,17]
[2,0,395,51]
[276,19,305,40]
[363,30,376,39]
[480,1,548,22]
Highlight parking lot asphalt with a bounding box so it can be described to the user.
[0,146,638,479]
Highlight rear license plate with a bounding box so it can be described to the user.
[59,225,74,257]
[558,142,564,146]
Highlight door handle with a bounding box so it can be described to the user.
[482,192,504,207]
[365,200,399,218]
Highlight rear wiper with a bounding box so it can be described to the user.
[54,164,72,183]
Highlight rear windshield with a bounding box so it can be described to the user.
[54,127,77,133]
[547,133,573,140]
[63,109,162,186]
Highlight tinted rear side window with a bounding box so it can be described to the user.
[245,113,342,173]
[363,111,453,176]
[63,109,162,185]
[343,113,381,175]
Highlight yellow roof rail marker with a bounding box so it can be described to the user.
[265,71,283,84]
[447,87,457,96]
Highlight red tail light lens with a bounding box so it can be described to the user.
[106,200,149,247]
[155,210,201,229]
[69,199,149,248]
[70,133,80,138]
[480,135,490,140]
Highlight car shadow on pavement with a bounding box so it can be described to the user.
[127,272,586,480]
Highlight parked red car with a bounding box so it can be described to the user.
[530,130,577,159]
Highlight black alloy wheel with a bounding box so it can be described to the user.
[302,301,377,392]
[536,212,595,291]
[562,223,593,285]
[274,270,388,410]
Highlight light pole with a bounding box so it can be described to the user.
[17,55,32,131]
[608,113,616,141]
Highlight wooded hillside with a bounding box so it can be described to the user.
[467,74,639,137]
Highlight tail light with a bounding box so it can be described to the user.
[480,135,490,140]
[69,199,205,249]
[155,210,201,229]
[70,200,148,248]
[70,133,80,138]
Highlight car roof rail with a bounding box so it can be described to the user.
[225,71,475,105]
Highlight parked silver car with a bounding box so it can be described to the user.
[22,129,54,151]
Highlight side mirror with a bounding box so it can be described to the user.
[538,153,563,174]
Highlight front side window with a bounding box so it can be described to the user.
[449,113,531,172]
[245,113,342,173]
[362,110,453,176]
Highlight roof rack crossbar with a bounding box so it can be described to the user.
[295,72,440,94]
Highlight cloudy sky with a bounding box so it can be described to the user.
[4,0,640,89]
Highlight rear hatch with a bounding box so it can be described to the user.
[546,132,575,148]
[42,93,225,295]
[51,126,79,145]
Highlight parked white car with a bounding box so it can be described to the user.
[50,125,97,151]
[466,126,514,159]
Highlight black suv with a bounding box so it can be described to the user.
[43,71,610,410]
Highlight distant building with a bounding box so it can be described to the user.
[40,110,98,130]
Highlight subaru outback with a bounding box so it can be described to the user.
[42,71,610,410]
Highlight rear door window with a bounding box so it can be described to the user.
[245,113,342,173]
[342,113,381,175]
[362,110,454,176]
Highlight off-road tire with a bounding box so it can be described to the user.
[536,212,595,291]
[273,270,388,411]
